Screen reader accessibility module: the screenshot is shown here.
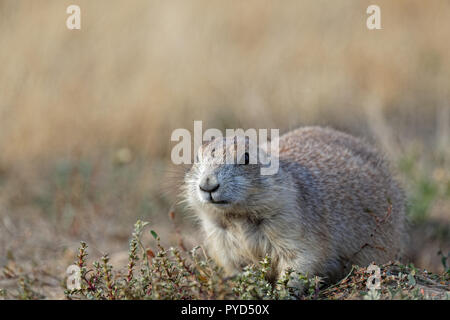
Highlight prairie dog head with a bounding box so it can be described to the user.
[184,135,276,216]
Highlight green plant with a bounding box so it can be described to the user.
[62,220,449,300]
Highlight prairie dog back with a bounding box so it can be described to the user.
[184,126,406,283]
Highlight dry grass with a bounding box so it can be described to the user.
[0,0,449,299]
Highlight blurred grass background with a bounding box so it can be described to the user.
[0,0,449,298]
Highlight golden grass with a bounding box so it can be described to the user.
[0,0,449,164]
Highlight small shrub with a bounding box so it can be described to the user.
[62,220,449,300]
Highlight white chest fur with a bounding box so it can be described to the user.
[200,215,272,275]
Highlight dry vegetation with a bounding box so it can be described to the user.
[0,0,449,299]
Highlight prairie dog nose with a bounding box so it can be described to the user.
[199,175,220,193]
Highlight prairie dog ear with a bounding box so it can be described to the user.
[195,145,203,163]
[196,138,214,162]
[258,140,273,159]
[201,137,214,147]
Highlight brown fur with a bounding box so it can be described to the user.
[184,126,406,284]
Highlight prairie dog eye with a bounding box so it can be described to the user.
[237,152,250,165]
[244,152,250,165]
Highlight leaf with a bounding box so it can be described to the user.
[150,230,158,240]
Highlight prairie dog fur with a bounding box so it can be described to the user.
[184,126,406,284]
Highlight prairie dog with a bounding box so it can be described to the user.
[184,126,406,284]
